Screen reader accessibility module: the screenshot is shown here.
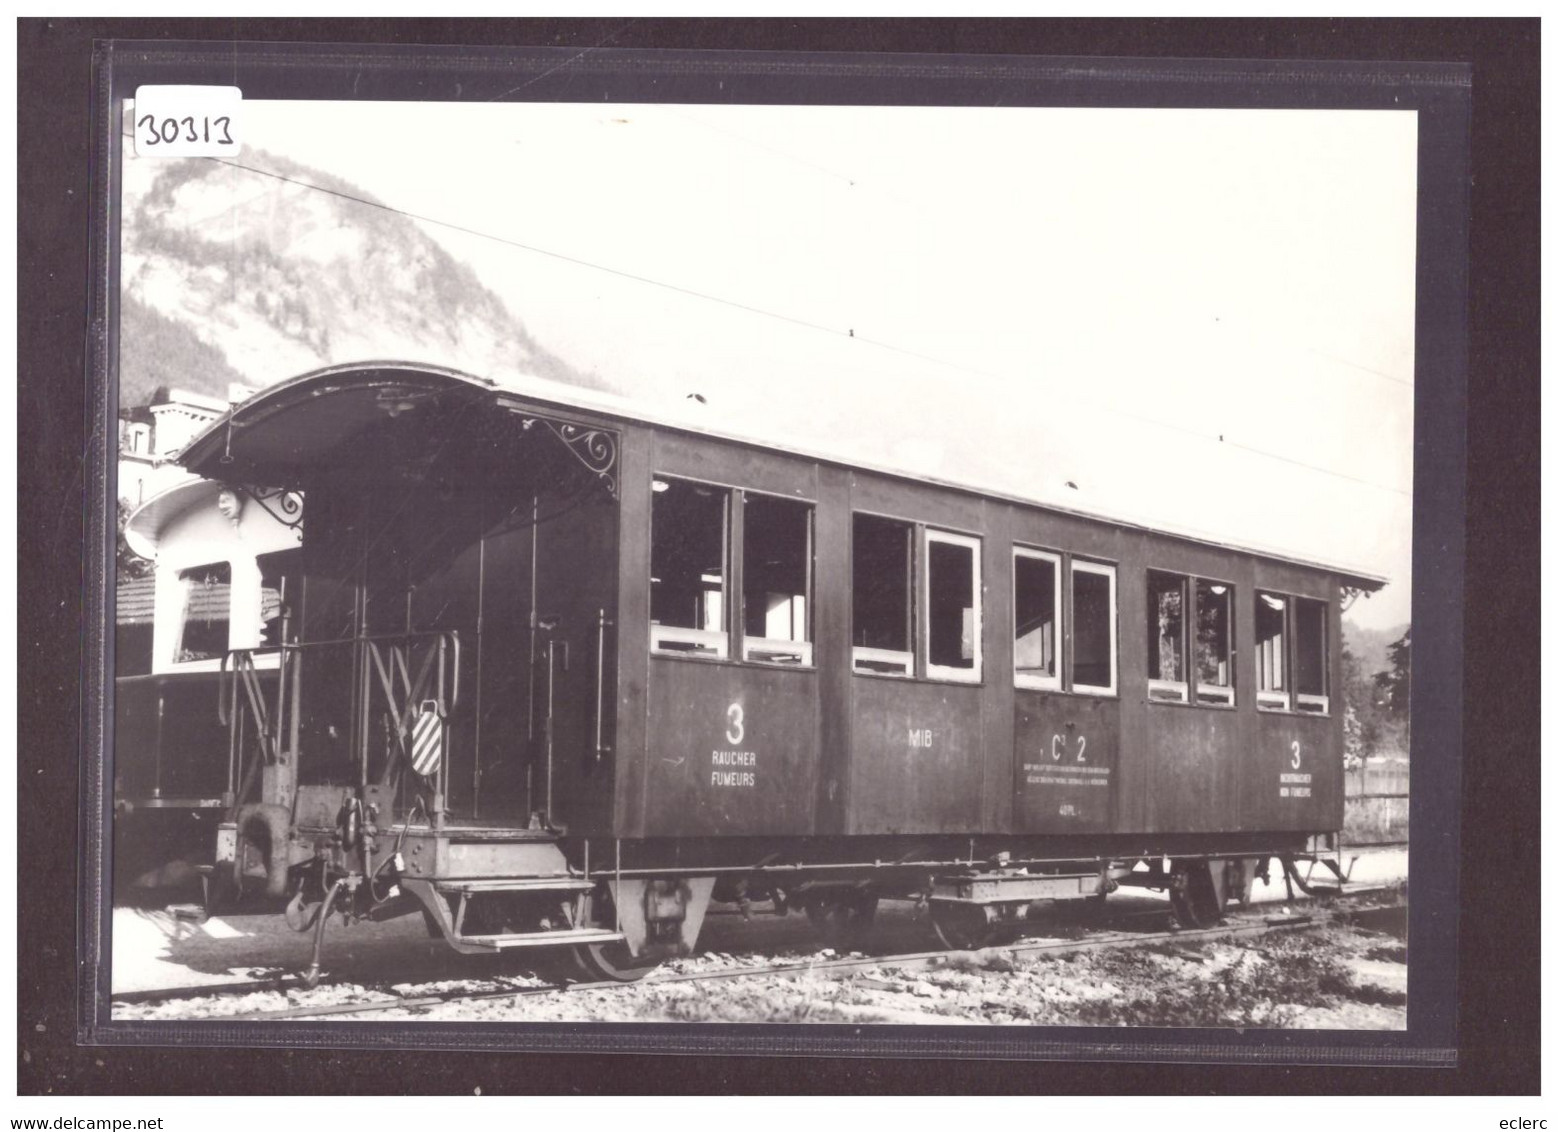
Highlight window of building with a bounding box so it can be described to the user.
[1256,591,1289,710]
[1013,548,1061,690]
[650,478,729,658]
[1293,597,1329,713]
[1071,560,1117,695]
[1195,579,1235,706]
[1146,570,1189,702]
[925,530,981,682]
[174,562,231,664]
[742,493,813,665]
[852,514,914,675]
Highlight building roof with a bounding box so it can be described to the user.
[116,572,237,627]
[116,575,156,626]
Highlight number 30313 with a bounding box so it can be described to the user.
[137,113,233,147]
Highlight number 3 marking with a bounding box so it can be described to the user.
[726,703,745,746]
[1290,740,1302,769]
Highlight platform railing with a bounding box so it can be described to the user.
[218,646,285,810]
[220,630,461,817]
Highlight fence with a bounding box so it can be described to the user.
[1343,759,1409,844]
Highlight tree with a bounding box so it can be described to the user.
[1341,638,1384,764]
[1372,628,1411,731]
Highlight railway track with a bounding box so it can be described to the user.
[112,885,1404,1022]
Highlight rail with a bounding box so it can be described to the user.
[110,887,1406,1019]
[219,630,461,814]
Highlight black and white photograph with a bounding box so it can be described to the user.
[69,40,1477,1068]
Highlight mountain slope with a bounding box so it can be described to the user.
[119,149,606,407]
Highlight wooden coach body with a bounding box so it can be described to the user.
[178,363,1374,868]
[626,429,1354,851]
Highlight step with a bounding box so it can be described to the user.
[933,871,1103,904]
[457,927,625,952]
[435,877,595,896]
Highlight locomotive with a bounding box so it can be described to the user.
[123,360,1380,982]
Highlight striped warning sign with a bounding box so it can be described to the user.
[410,703,443,777]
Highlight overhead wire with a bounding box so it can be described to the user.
[660,107,1417,397]
[165,149,1410,499]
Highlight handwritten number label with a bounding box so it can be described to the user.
[726,703,744,746]
[133,86,242,157]
[1290,740,1302,770]
[138,112,232,150]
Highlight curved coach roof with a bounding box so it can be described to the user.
[122,477,222,561]
[179,360,1389,590]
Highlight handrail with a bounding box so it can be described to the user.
[593,608,612,761]
[220,629,462,810]
[218,648,284,809]
[236,629,462,652]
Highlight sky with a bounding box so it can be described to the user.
[132,99,1418,630]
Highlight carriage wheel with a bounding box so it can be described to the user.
[569,886,663,983]
[930,902,998,951]
[571,940,662,983]
[1169,861,1225,929]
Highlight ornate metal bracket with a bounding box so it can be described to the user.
[1339,585,1369,613]
[519,416,619,499]
[237,485,306,530]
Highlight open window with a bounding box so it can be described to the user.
[1013,548,1060,690]
[1195,578,1235,706]
[925,529,981,682]
[742,493,813,665]
[173,562,231,664]
[852,513,914,676]
[1256,591,1290,710]
[1071,559,1117,695]
[1146,570,1189,702]
[650,478,730,658]
[1293,597,1329,713]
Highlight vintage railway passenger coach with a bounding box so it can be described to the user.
[172,363,1381,979]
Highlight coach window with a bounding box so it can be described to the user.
[1013,548,1061,690]
[742,493,813,665]
[1071,559,1117,696]
[1293,597,1330,713]
[174,562,232,664]
[852,513,914,676]
[1146,570,1189,702]
[1194,579,1235,706]
[1256,592,1290,710]
[925,529,981,682]
[650,478,729,659]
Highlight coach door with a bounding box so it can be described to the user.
[515,476,619,834]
